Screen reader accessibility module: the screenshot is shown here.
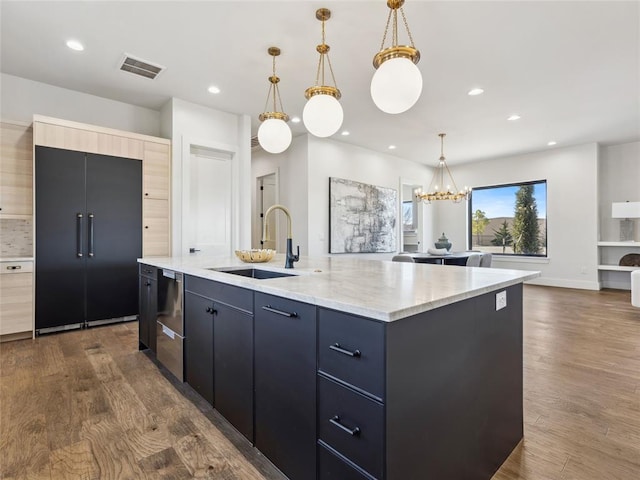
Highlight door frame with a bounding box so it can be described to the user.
[255,171,280,250]
[180,136,238,256]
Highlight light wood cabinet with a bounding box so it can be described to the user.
[143,198,170,257]
[33,115,171,257]
[0,122,33,217]
[143,142,171,199]
[0,261,33,339]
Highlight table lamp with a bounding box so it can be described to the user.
[612,201,640,241]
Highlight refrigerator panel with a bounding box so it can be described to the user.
[85,154,142,322]
[35,146,86,330]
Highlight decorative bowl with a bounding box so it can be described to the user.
[235,249,276,263]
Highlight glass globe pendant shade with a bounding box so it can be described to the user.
[258,118,292,154]
[303,94,343,138]
[370,57,423,114]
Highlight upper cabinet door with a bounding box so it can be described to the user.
[0,122,33,217]
[143,142,171,199]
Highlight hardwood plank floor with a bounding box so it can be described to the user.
[1,285,638,479]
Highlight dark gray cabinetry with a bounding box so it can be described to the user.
[184,289,214,405]
[183,275,254,440]
[318,283,524,480]
[138,264,158,352]
[254,293,317,480]
[35,146,142,333]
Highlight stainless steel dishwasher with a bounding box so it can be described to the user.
[156,269,184,381]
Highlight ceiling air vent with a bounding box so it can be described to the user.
[119,54,165,80]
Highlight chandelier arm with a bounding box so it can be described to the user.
[379,8,393,50]
[262,83,274,114]
[443,162,461,193]
[400,7,416,47]
[274,83,285,114]
[315,51,323,86]
[326,54,338,89]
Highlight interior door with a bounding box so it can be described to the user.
[259,173,277,250]
[85,154,142,322]
[184,147,232,256]
[35,146,86,330]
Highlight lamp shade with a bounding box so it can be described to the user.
[303,94,343,138]
[612,201,640,218]
[370,57,423,114]
[258,118,292,154]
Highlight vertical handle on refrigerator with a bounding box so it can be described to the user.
[76,213,83,257]
[88,213,95,257]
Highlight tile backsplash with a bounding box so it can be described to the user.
[1,218,33,257]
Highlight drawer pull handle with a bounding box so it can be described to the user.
[262,305,298,318]
[330,343,361,358]
[6,265,22,270]
[330,415,360,436]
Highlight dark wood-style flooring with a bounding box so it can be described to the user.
[1,285,639,479]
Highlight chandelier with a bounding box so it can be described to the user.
[416,133,470,203]
[370,0,422,114]
[303,8,343,138]
[257,47,292,154]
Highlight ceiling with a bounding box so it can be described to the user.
[1,0,638,165]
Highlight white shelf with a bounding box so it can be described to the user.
[597,241,640,247]
[597,265,640,272]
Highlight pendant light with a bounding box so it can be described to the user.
[258,47,292,154]
[370,0,422,114]
[303,8,343,138]
[415,133,470,203]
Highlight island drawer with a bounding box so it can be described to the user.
[318,375,383,479]
[139,263,158,279]
[318,443,377,480]
[318,308,385,400]
[185,275,252,313]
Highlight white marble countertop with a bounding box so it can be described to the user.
[138,254,540,322]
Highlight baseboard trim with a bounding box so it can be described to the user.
[0,330,32,343]
[525,277,601,291]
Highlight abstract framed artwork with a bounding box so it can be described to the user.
[329,177,397,253]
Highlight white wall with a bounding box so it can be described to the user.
[161,98,252,256]
[0,73,160,135]
[251,135,309,254]
[599,141,640,240]
[252,135,434,258]
[435,143,600,290]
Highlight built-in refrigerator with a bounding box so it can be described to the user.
[35,146,142,334]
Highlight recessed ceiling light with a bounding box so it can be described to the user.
[207,85,221,94]
[507,114,521,121]
[291,116,301,124]
[341,131,350,136]
[547,141,557,146]
[468,88,484,96]
[66,40,84,51]
[388,145,396,150]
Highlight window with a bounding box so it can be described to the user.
[468,180,547,256]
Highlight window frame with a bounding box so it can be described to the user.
[467,179,547,258]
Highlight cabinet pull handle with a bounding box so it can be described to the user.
[205,306,217,315]
[6,265,22,270]
[88,213,95,257]
[76,213,83,257]
[329,415,360,436]
[262,305,298,318]
[330,343,361,358]
[145,281,151,287]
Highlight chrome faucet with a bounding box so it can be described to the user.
[262,204,300,269]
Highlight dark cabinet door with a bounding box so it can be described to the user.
[35,146,86,330]
[184,291,214,405]
[85,154,142,322]
[214,302,253,442]
[138,274,157,352]
[255,293,317,480]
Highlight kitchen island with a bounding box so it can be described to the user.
[138,254,539,480]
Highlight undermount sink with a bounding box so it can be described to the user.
[208,267,298,280]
